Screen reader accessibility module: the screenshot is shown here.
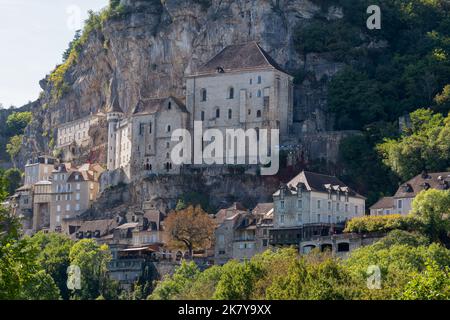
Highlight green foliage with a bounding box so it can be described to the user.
[28,232,74,300]
[411,189,450,243]
[148,261,201,300]
[2,168,22,195]
[338,123,399,206]
[344,214,422,234]
[6,135,23,167]
[6,111,32,136]
[401,259,450,300]
[377,109,450,181]
[69,239,119,300]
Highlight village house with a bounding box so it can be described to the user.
[49,163,104,234]
[270,171,366,251]
[213,202,274,265]
[370,171,450,215]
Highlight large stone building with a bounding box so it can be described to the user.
[105,42,294,181]
[49,163,104,234]
[370,171,450,215]
[56,113,104,149]
[270,171,366,248]
[106,96,189,179]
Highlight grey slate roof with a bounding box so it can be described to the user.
[394,172,450,198]
[198,42,288,75]
[132,96,188,115]
[274,171,365,199]
[369,197,395,210]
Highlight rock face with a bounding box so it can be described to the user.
[20,0,347,168]
[16,0,356,213]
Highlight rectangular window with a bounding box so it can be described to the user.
[280,200,285,210]
[75,204,80,211]
[328,215,331,223]
[76,193,80,201]
[56,215,60,223]
[297,214,302,223]
[280,215,285,223]
[317,214,321,223]
[57,205,61,212]
[66,204,71,211]
[345,204,349,212]
[317,200,321,209]
[76,183,80,190]
[397,199,403,209]
[298,199,302,209]
[336,203,340,212]
[355,206,358,214]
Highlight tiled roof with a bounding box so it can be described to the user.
[132,96,188,115]
[370,197,395,210]
[394,172,450,198]
[197,42,288,75]
[252,203,274,216]
[274,171,365,199]
[77,218,118,237]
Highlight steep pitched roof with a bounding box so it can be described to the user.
[77,218,118,237]
[197,42,288,75]
[370,197,395,210]
[273,171,365,199]
[252,203,274,216]
[394,172,450,198]
[132,96,187,115]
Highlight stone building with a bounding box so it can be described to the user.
[24,155,56,185]
[270,171,366,247]
[106,96,189,179]
[56,113,105,149]
[105,42,294,181]
[213,202,274,265]
[370,171,450,215]
[185,41,294,164]
[49,163,104,234]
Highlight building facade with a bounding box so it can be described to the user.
[56,113,104,149]
[49,163,103,234]
[270,171,366,247]
[370,171,450,215]
[105,42,293,181]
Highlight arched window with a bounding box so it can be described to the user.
[257,110,262,118]
[201,89,207,101]
[228,109,232,119]
[168,102,172,110]
[228,87,234,99]
[216,108,220,119]
[167,125,171,133]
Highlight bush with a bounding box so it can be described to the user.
[344,214,422,234]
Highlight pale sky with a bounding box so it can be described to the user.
[0,0,108,108]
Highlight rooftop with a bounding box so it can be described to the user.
[394,172,450,198]
[196,42,289,76]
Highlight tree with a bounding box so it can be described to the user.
[165,205,215,258]
[6,135,23,168]
[6,111,32,136]
[29,232,74,300]
[377,109,450,181]
[401,260,450,300]
[411,189,450,244]
[148,261,200,300]
[3,168,22,195]
[69,239,119,300]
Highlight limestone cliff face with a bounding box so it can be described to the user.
[19,0,346,168]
